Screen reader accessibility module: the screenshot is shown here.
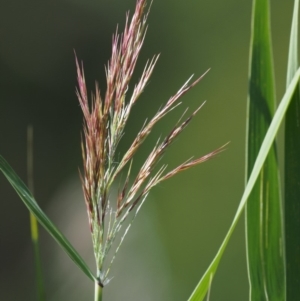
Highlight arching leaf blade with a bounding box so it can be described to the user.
[0,155,96,282]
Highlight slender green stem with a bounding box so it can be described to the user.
[94,280,103,301]
[32,234,46,300]
[27,126,46,300]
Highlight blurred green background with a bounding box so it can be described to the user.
[0,0,293,300]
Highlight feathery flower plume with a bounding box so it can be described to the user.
[75,0,225,287]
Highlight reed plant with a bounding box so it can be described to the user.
[0,0,299,300]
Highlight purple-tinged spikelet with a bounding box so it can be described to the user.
[75,0,225,285]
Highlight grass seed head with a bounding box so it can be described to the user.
[75,0,224,285]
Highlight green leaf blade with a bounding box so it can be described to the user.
[285,1,300,299]
[188,52,300,301]
[187,68,300,301]
[246,0,285,300]
[0,155,96,283]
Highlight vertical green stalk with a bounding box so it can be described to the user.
[246,0,285,300]
[285,0,300,299]
[94,280,103,301]
[27,126,46,301]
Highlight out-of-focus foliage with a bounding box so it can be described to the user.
[285,0,300,299]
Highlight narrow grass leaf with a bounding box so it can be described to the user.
[0,155,96,282]
[285,0,300,299]
[245,0,285,300]
[187,68,300,301]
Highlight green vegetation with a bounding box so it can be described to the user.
[0,0,299,300]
